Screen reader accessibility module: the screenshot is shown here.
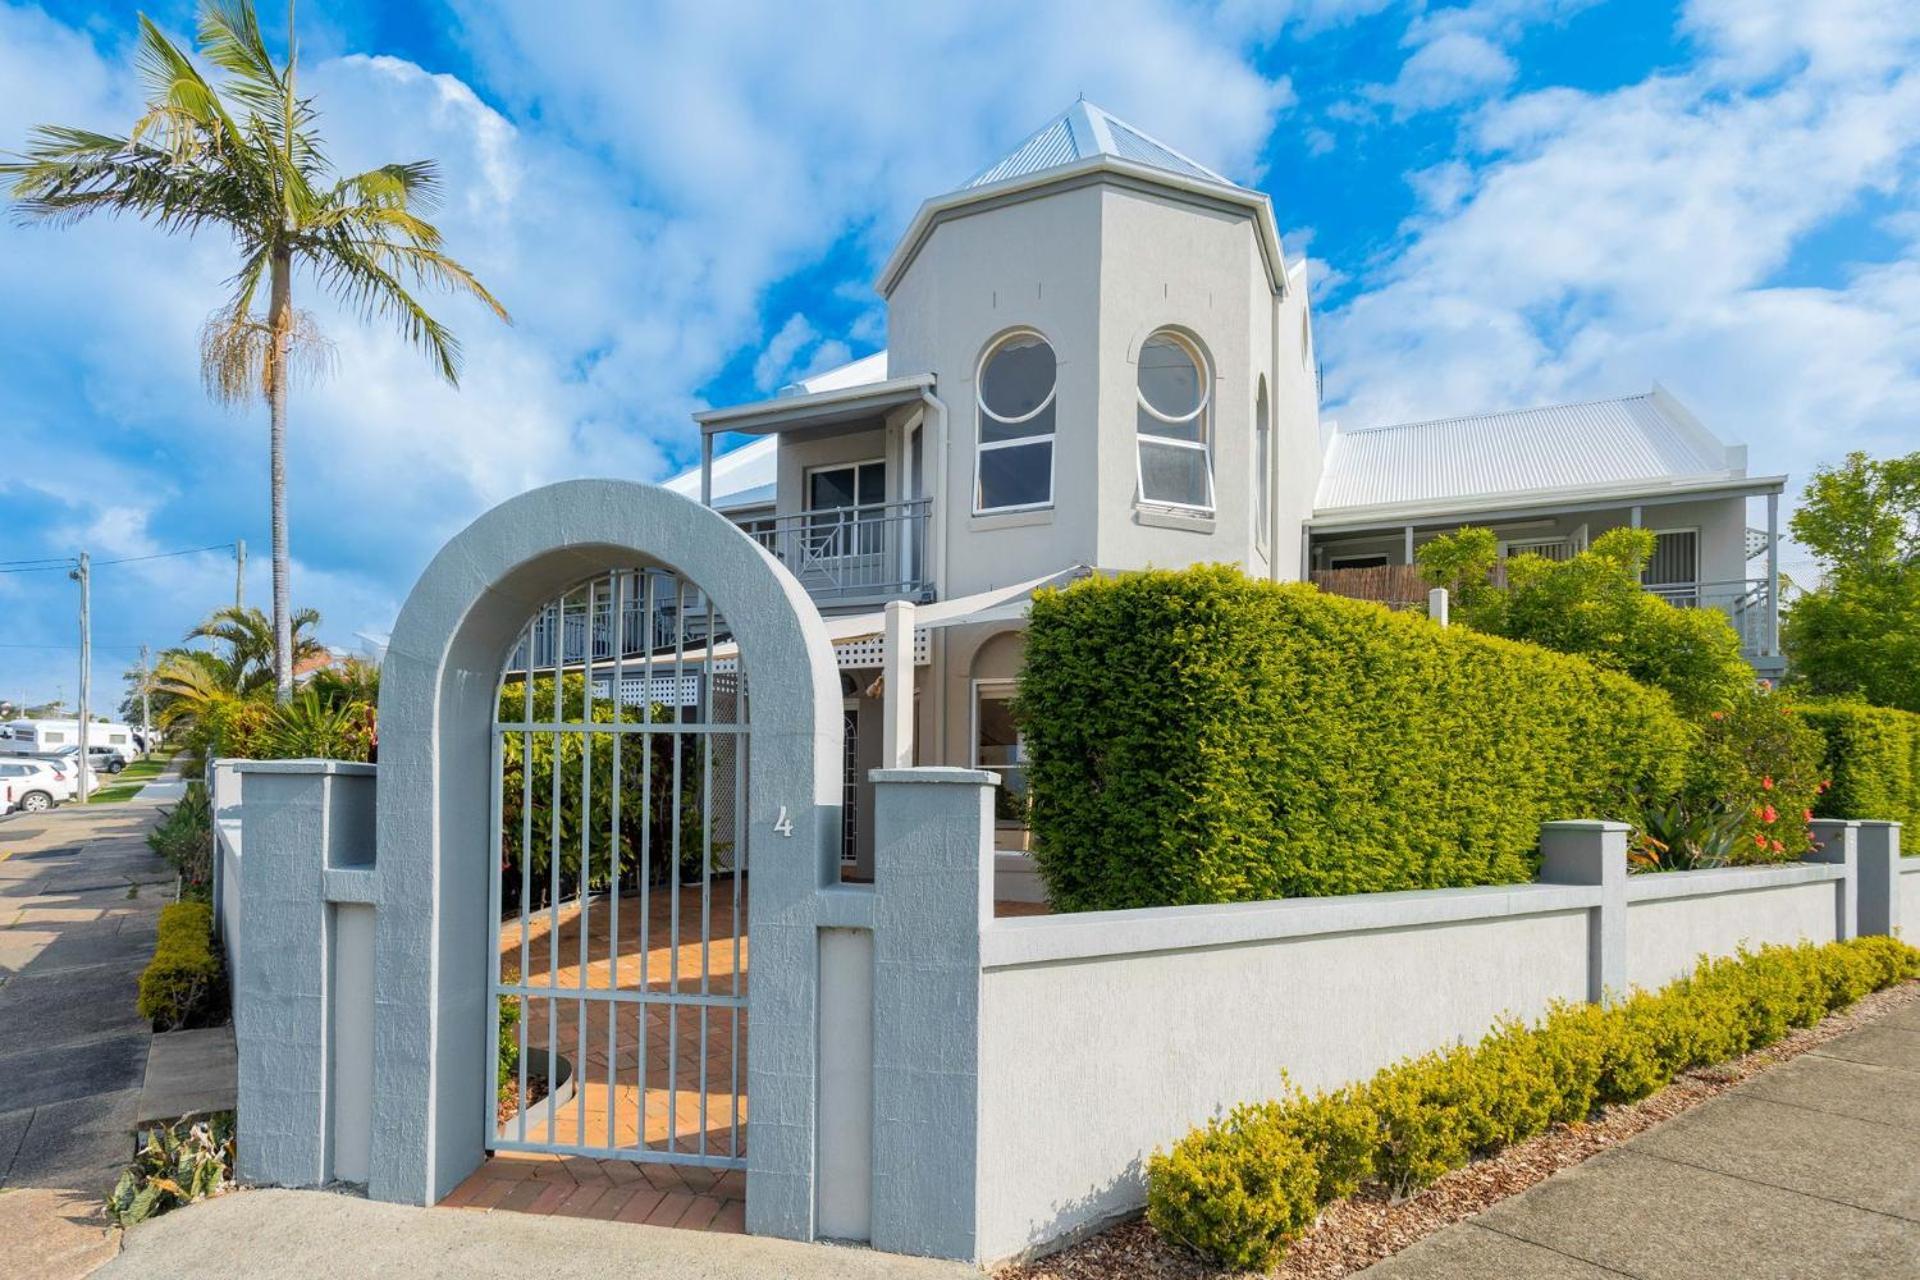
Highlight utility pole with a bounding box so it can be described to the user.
[71,552,91,803]
[235,538,246,610]
[139,643,152,759]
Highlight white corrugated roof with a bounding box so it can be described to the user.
[671,352,891,509]
[961,100,1241,193]
[1315,387,1746,516]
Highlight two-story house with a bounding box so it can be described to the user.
[668,101,1787,886]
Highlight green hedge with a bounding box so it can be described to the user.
[1147,937,1920,1270]
[1799,699,1920,832]
[136,902,225,1032]
[1020,567,1693,909]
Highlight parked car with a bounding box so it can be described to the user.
[41,744,123,775]
[1,780,13,817]
[0,760,70,812]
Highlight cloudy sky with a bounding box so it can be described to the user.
[2,0,1916,709]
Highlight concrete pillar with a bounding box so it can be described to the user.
[1428,587,1449,627]
[1806,819,1859,941]
[882,601,915,769]
[700,431,714,506]
[1856,821,1902,939]
[868,767,993,1261]
[1539,820,1628,1004]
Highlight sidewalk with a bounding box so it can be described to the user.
[1360,995,1920,1278]
[0,794,175,1280]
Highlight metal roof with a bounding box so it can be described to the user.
[961,100,1241,194]
[1314,387,1752,517]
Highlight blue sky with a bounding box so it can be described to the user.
[2,0,1917,709]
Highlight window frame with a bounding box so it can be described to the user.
[1134,330,1216,514]
[973,330,1058,516]
[969,677,1029,828]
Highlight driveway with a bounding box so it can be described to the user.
[1360,994,1920,1279]
[0,791,177,1280]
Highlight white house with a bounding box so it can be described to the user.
[666,100,1786,878]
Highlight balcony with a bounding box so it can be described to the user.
[743,499,933,606]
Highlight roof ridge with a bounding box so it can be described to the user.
[1344,391,1655,436]
[959,100,1243,194]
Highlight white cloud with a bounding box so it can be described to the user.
[1370,32,1516,117]
[1319,0,1920,496]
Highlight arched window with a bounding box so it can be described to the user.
[1254,376,1271,552]
[1136,332,1213,511]
[975,331,1056,512]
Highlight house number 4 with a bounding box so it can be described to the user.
[773,806,794,837]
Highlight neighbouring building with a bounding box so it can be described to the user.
[664,99,1785,885]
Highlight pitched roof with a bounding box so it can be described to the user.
[1314,387,1757,518]
[960,100,1242,194]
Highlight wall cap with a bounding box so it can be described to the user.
[1540,820,1632,832]
[1624,861,1843,902]
[870,767,1000,786]
[233,759,378,777]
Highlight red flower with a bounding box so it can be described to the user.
[1753,833,1768,848]
[1761,805,1778,824]
[1761,776,1775,791]
[1802,809,1814,823]
[1770,839,1785,854]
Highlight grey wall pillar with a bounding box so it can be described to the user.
[231,760,377,1188]
[1539,820,1627,1003]
[869,767,993,1261]
[1807,819,1859,941]
[1856,821,1902,939]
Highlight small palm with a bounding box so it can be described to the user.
[2,0,507,699]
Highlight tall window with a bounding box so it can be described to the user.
[1136,332,1213,511]
[1254,376,1271,552]
[972,681,1029,828]
[975,332,1056,512]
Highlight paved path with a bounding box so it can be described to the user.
[98,1187,977,1280]
[1361,995,1920,1279]
[0,793,175,1280]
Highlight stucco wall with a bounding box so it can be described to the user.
[1904,861,1920,936]
[973,889,1593,1259]
[1623,867,1842,991]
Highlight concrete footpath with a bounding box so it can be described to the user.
[1362,995,1920,1279]
[0,790,177,1280]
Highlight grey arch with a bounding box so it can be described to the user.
[366,478,841,1236]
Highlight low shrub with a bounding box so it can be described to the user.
[1686,694,1824,864]
[147,782,213,901]
[106,1112,235,1227]
[1799,698,1920,831]
[1020,566,1693,910]
[137,902,225,1031]
[1146,938,1920,1270]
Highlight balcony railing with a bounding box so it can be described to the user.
[743,499,933,604]
[1643,578,1777,659]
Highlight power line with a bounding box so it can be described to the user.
[95,542,238,567]
[0,542,237,574]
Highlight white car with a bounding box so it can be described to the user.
[0,759,74,812]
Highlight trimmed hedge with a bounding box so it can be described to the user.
[1147,937,1920,1270]
[1020,567,1693,909]
[1800,698,1920,832]
[137,901,225,1032]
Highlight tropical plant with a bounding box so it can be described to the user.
[1628,798,1748,872]
[1785,451,1920,713]
[308,655,380,709]
[261,687,375,761]
[148,781,215,897]
[187,604,325,695]
[1,0,507,701]
[106,1112,236,1227]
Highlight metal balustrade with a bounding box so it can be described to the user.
[743,499,933,604]
[1642,578,1777,657]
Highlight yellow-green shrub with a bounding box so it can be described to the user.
[136,902,224,1031]
[1146,938,1919,1270]
[1800,698,1920,831]
[1020,566,1693,910]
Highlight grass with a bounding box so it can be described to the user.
[85,749,180,804]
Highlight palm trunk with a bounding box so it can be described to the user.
[268,247,294,704]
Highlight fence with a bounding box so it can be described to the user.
[1309,564,1431,610]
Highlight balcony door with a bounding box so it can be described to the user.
[801,460,888,592]
[1646,529,1699,606]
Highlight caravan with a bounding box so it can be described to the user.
[0,719,140,767]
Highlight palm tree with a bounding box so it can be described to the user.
[1,0,508,701]
[187,603,325,694]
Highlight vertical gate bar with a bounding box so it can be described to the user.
[731,688,744,1160]
[668,576,686,1155]
[698,591,714,1155]
[519,621,533,1146]
[487,722,503,1151]
[547,595,561,1134]
[578,578,593,1150]
[638,572,654,1151]
[607,570,623,1151]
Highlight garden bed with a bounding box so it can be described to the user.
[996,978,1920,1280]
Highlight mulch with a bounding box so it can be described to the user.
[996,979,1920,1280]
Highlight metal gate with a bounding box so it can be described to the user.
[489,567,748,1171]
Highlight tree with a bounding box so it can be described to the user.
[2,0,507,702]
[187,604,324,695]
[1416,526,1752,716]
[1785,451,1920,712]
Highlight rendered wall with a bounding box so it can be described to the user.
[974,889,1592,1260]
[1904,862,1920,934]
[1623,869,1841,990]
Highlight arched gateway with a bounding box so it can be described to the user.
[369,480,842,1236]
